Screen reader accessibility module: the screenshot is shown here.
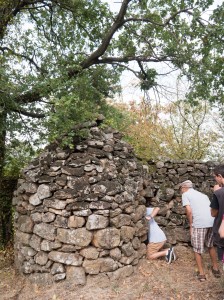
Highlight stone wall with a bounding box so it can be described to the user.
[145,160,217,245]
[13,116,218,285]
[13,119,148,284]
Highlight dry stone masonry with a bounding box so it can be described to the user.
[13,118,148,284]
[13,116,218,285]
[145,160,217,246]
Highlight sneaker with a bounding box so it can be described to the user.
[165,247,173,264]
[172,247,177,261]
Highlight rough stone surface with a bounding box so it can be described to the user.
[13,116,148,283]
[92,228,120,249]
[66,266,86,285]
[48,251,83,266]
[13,117,217,285]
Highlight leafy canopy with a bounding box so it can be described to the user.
[114,98,222,161]
[0,0,223,174]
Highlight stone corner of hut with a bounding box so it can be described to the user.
[13,119,149,284]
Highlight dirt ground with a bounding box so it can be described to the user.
[0,245,223,300]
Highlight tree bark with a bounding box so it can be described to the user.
[0,110,6,178]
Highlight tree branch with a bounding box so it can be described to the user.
[15,90,46,104]
[69,0,132,74]
[97,55,172,64]
[0,46,46,73]
[123,8,193,27]
[110,62,140,77]
[0,1,56,40]
[12,108,46,118]
[137,61,148,79]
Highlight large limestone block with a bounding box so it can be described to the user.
[120,226,135,242]
[33,223,56,241]
[107,265,134,281]
[29,184,52,205]
[68,216,85,228]
[57,228,92,247]
[18,182,38,194]
[51,262,65,275]
[80,247,99,259]
[37,184,52,200]
[86,214,109,230]
[110,214,132,228]
[48,251,83,266]
[29,234,42,251]
[92,228,120,249]
[83,257,118,274]
[15,231,31,246]
[35,251,48,265]
[131,205,146,223]
[92,180,123,195]
[43,199,67,210]
[121,242,134,257]
[17,215,34,233]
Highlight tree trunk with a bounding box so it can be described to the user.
[0,110,6,178]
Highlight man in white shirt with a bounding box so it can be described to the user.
[180,180,220,281]
[146,207,176,264]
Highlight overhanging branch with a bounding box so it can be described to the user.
[69,0,132,74]
[0,46,46,73]
[12,108,46,118]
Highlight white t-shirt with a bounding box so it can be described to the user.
[146,207,166,243]
[182,188,214,228]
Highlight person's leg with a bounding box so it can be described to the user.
[191,228,205,276]
[194,252,205,275]
[216,246,224,261]
[208,246,219,270]
[147,241,166,260]
[149,249,168,259]
[205,228,220,272]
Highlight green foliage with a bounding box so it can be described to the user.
[0,0,223,176]
[44,66,120,142]
[140,69,157,90]
[3,140,36,177]
[101,101,133,133]
[111,98,222,161]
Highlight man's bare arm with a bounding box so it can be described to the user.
[185,205,193,227]
[211,208,218,218]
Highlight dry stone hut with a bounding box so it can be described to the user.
[13,116,218,285]
[13,117,149,284]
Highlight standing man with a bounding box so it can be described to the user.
[180,180,220,281]
[210,165,224,264]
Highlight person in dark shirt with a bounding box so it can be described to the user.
[210,165,224,266]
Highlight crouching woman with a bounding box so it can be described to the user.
[146,207,176,264]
